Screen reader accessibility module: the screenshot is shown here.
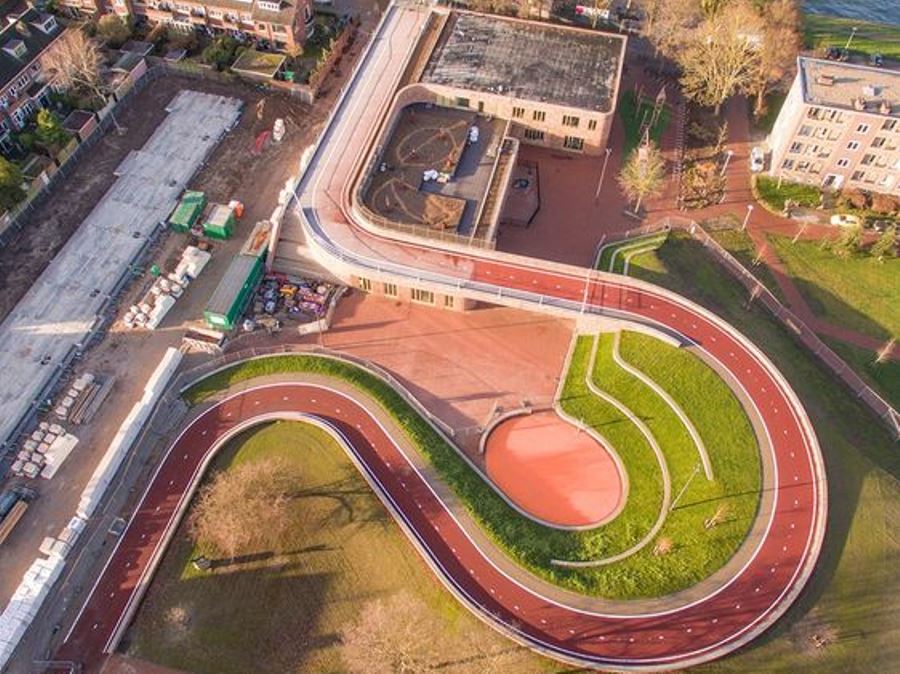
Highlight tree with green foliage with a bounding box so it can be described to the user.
[96,14,131,47]
[35,109,69,150]
[0,157,25,212]
[869,225,897,262]
[618,142,667,214]
[202,36,240,70]
[833,224,863,258]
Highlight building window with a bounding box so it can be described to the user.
[523,128,544,141]
[511,106,524,119]
[861,153,875,165]
[798,125,812,136]
[563,136,584,151]
[836,158,850,168]
[455,97,470,109]
[781,159,794,170]
[209,9,222,17]
[358,277,372,292]
[383,282,398,297]
[587,119,597,131]
[871,136,887,148]
[851,170,865,181]
[532,110,546,122]
[846,140,860,150]
[562,114,580,128]
[443,295,455,308]
[883,119,897,131]
[411,288,434,305]
[796,160,810,172]
[789,141,803,153]
[855,123,870,133]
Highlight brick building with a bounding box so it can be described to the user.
[0,8,65,151]
[418,11,626,156]
[768,57,899,196]
[56,0,315,52]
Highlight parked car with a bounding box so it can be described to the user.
[870,53,884,67]
[749,147,765,173]
[830,213,863,228]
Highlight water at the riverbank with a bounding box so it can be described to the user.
[804,0,900,26]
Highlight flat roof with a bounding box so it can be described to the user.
[206,254,259,315]
[800,57,899,118]
[232,49,285,79]
[421,12,624,112]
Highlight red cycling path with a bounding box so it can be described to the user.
[57,4,825,671]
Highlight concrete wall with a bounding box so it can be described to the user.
[350,274,477,312]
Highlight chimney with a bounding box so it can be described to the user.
[880,99,893,115]
[853,97,866,111]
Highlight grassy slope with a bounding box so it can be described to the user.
[629,233,900,673]
[767,234,899,341]
[591,333,760,591]
[707,228,785,301]
[821,336,900,409]
[803,14,900,61]
[126,421,557,674]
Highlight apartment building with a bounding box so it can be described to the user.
[768,57,899,196]
[0,8,64,151]
[419,11,626,156]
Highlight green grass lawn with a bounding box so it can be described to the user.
[754,176,822,212]
[821,336,900,409]
[126,421,555,674]
[588,332,760,591]
[803,14,900,61]
[767,234,899,341]
[596,231,669,273]
[184,344,761,599]
[628,233,900,673]
[707,227,785,301]
[618,90,672,156]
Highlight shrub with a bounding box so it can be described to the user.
[96,14,131,48]
[871,192,899,215]
[839,187,869,211]
[202,36,240,70]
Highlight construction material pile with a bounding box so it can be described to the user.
[124,245,211,330]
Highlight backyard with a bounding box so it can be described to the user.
[125,421,552,674]
[628,233,900,674]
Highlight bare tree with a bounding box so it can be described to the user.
[190,456,298,559]
[634,0,703,59]
[618,142,667,214]
[341,592,443,674]
[42,30,106,104]
[747,0,802,117]
[678,0,764,114]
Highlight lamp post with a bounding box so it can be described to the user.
[594,147,613,202]
[845,26,858,52]
[720,149,734,176]
[742,203,754,231]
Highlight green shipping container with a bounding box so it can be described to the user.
[169,191,206,232]
[203,254,264,331]
[202,204,236,240]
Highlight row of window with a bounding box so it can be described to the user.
[781,159,897,187]
[521,128,585,151]
[358,278,457,307]
[484,103,599,131]
[803,108,897,134]
[788,134,897,156]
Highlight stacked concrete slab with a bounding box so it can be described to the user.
[0,90,241,452]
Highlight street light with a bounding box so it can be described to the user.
[742,203,754,231]
[720,149,734,176]
[845,26,858,52]
[594,147,613,202]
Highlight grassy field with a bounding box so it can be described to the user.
[822,336,900,409]
[754,176,822,212]
[587,332,760,592]
[803,14,900,61]
[629,233,900,673]
[618,90,671,155]
[707,227,785,301]
[126,421,556,674]
[767,234,899,341]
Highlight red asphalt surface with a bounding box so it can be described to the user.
[58,270,822,671]
[57,6,824,671]
[484,411,624,528]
